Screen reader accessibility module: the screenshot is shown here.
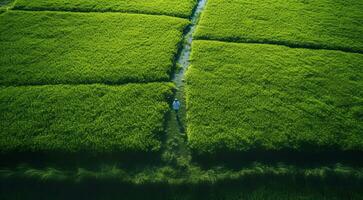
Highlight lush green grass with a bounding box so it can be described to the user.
[13,0,197,18]
[186,40,363,155]
[195,0,363,53]
[1,175,361,200]
[1,1,362,199]
[1,162,362,199]
[1,162,362,185]
[0,83,174,153]
[0,11,188,86]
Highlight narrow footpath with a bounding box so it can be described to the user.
[163,0,207,165]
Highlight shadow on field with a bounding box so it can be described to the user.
[1,176,362,200]
[0,151,164,170]
[192,150,363,169]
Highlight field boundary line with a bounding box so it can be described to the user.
[194,38,363,54]
[10,6,191,20]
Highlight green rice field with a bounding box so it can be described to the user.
[0,11,188,85]
[195,0,363,53]
[186,40,363,155]
[14,0,197,18]
[0,83,173,154]
[0,0,362,199]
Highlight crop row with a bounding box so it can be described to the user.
[0,83,174,154]
[13,0,197,18]
[0,11,189,86]
[195,0,363,53]
[186,40,363,155]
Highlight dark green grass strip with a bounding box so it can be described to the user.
[195,0,363,54]
[1,180,362,200]
[0,83,174,154]
[186,40,363,156]
[0,11,189,86]
[13,0,197,19]
[1,163,362,185]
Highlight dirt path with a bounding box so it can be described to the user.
[163,0,207,165]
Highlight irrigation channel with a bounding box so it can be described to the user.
[163,0,207,164]
[173,0,207,88]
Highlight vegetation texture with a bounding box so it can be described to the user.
[0,0,13,11]
[0,0,12,7]
[1,162,362,185]
[14,0,197,18]
[0,83,174,153]
[186,40,363,155]
[0,11,188,85]
[195,0,363,53]
[1,162,362,200]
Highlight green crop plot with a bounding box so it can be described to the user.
[195,0,363,53]
[0,11,188,86]
[186,40,363,155]
[14,0,197,18]
[0,83,173,153]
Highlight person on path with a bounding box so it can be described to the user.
[172,98,184,133]
[172,98,180,113]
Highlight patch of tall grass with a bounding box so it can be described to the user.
[0,11,189,85]
[195,0,363,53]
[0,83,174,154]
[13,0,197,18]
[186,40,363,155]
[1,163,362,185]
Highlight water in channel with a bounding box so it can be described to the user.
[173,0,207,87]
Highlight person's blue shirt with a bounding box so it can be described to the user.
[173,99,180,111]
